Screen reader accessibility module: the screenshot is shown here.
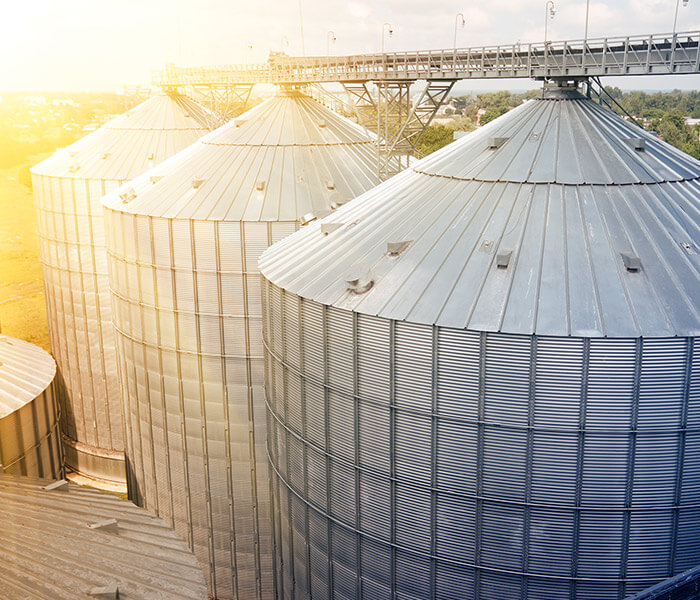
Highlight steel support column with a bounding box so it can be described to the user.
[189,84,254,124]
[343,81,455,180]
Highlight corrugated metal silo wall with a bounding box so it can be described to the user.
[105,209,298,600]
[0,384,62,479]
[262,278,700,600]
[31,173,125,481]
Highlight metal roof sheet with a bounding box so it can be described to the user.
[101,92,380,221]
[259,90,700,338]
[0,475,207,600]
[419,90,698,185]
[31,93,211,181]
[0,335,55,419]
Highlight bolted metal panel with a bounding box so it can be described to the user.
[30,93,211,489]
[102,92,381,600]
[0,335,62,479]
[0,474,207,600]
[262,280,700,599]
[259,88,700,599]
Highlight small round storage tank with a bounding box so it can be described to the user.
[31,92,212,490]
[0,334,61,479]
[259,83,700,600]
[0,474,207,599]
[102,89,380,600]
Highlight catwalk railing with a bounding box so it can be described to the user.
[154,31,700,86]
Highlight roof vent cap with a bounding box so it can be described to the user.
[626,137,646,151]
[488,137,508,149]
[496,249,514,269]
[387,240,412,256]
[101,152,110,160]
[42,479,69,491]
[67,164,80,173]
[149,175,163,184]
[89,585,119,599]
[87,518,119,531]
[329,191,346,209]
[325,179,336,190]
[300,212,317,226]
[345,267,373,294]
[120,188,137,203]
[234,119,244,127]
[255,180,266,191]
[318,119,327,128]
[191,177,205,189]
[146,152,155,161]
[621,251,642,272]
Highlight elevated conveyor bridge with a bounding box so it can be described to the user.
[154,31,700,178]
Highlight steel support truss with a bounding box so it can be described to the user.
[188,84,254,124]
[342,80,455,180]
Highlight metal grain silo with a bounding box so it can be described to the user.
[0,334,61,479]
[0,474,207,599]
[259,82,700,600]
[101,88,380,600]
[31,92,212,491]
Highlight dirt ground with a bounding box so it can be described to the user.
[0,157,50,351]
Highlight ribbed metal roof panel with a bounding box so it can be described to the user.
[418,91,699,185]
[0,475,207,600]
[259,93,700,338]
[101,93,379,221]
[31,93,211,181]
[0,335,55,418]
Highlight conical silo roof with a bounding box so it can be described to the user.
[102,89,379,220]
[31,92,212,181]
[0,335,55,418]
[0,475,207,599]
[259,84,700,338]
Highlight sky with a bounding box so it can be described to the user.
[1,0,699,92]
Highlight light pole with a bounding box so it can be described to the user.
[673,0,690,36]
[584,0,590,42]
[382,22,393,54]
[454,12,466,52]
[298,0,305,56]
[280,36,289,53]
[544,1,556,43]
[327,31,336,56]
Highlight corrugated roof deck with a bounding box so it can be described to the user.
[0,335,55,419]
[259,88,700,339]
[102,92,379,222]
[31,93,212,181]
[0,475,207,600]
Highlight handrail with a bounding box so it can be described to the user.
[153,31,700,86]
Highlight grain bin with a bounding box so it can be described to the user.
[102,88,380,599]
[0,334,61,479]
[31,92,212,490]
[0,474,207,599]
[259,81,700,600]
